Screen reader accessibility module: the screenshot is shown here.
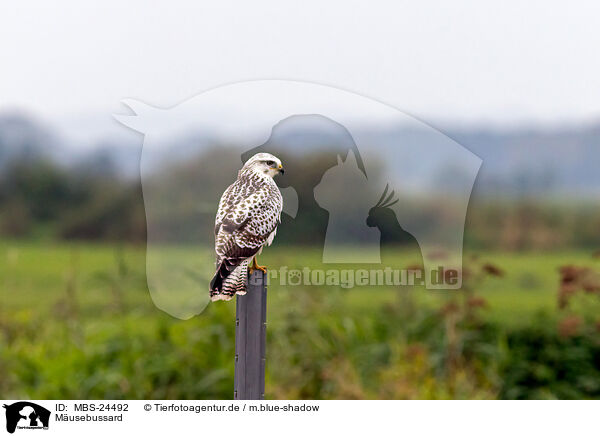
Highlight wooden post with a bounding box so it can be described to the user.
[234,270,267,400]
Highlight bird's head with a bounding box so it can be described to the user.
[242,153,284,177]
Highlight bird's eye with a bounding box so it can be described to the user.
[266,160,275,166]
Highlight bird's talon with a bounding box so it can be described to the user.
[250,257,268,275]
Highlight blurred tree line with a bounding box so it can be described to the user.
[0,157,146,241]
[1,149,600,250]
[1,111,599,249]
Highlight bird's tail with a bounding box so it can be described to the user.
[210,259,249,301]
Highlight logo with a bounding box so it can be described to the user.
[115,80,481,318]
[3,402,50,434]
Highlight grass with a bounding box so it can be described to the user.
[1,240,599,399]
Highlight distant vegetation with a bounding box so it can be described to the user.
[1,111,600,249]
[2,112,600,399]
[0,146,599,251]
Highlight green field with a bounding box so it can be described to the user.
[1,241,600,399]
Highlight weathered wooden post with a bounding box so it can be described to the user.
[234,270,267,400]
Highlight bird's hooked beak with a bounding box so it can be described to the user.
[278,164,285,175]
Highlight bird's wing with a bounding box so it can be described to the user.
[211,183,281,295]
[215,183,281,264]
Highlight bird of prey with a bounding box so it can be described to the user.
[210,153,284,301]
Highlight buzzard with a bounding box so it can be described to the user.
[210,153,284,301]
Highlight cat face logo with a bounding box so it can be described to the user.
[3,402,50,434]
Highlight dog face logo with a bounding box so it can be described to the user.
[3,402,50,434]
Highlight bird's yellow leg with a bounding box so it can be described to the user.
[249,256,267,274]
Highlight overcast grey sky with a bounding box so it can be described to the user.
[1,0,599,128]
